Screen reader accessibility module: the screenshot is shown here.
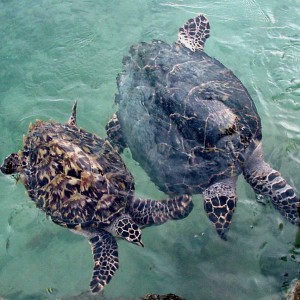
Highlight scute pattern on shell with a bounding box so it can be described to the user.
[20,120,134,225]
[116,40,261,195]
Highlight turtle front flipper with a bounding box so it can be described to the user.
[203,178,237,239]
[128,195,193,227]
[243,143,300,225]
[105,114,127,153]
[177,14,210,52]
[89,230,119,294]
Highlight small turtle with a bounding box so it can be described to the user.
[106,14,300,239]
[0,102,193,293]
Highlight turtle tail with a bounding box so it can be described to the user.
[177,14,210,52]
[68,101,77,126]
[243,143,300,225]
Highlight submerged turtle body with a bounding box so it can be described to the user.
[107,15,300,238]
[113,39,260,196]
[1,102,193,293]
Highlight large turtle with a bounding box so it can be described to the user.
[106,14,300,239]
[0,102,193,293]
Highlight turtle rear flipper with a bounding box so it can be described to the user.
[89,231,119,294]
[106,114,127,153]
[128,195,193,227]
[203,177,238,240]
[177,14,210,52]
[243,144,300,224]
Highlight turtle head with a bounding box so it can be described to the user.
[1,153,21,175]
[123,222,144,247]
[108,215,144,247]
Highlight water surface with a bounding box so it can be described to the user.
[0,1,299,299]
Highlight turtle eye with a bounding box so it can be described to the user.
[0,153,20,175]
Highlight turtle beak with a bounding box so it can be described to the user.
[135,240,144,247]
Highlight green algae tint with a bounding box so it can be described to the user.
[0,0,299,299]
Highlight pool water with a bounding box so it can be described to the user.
[0,1,299,299]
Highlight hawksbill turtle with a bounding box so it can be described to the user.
[106,14,300,239]
[0,102,193,293]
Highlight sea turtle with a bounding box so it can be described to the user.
[106,14,300,239]
[0,102,193,293]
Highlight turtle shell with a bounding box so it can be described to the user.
[115,40,261,195]
[20,120,134,226]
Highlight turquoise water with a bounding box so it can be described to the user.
[0,0,299,299]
